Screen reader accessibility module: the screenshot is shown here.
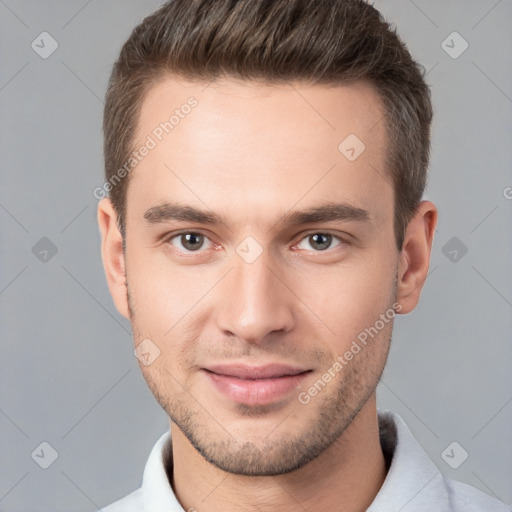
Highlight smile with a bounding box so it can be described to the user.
[202,364,312,406]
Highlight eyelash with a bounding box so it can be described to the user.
[164,230,347,255]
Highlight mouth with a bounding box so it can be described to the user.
[202,364,312,406]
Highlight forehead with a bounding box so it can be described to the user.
[136,76,387,147]
[127,75,392,228]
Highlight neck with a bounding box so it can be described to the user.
[169,396,386,512]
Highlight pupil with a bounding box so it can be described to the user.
[311,233,330,250]
[183,233,202,251]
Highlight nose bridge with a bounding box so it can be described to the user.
[214,247,294,342]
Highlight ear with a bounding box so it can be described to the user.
[97,198,130,319]
[396,200,438,314]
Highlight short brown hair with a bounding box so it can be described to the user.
[103,0,433,250]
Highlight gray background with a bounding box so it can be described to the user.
[1,1,511,510]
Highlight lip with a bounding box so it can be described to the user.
[203,364,311,405]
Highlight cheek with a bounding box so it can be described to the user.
[126,248,200,335]
[126,249,210,383]
[297,255,396,350]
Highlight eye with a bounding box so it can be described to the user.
[295,232,343,252]
[168,232,213,252]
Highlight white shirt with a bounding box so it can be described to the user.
[101,409,511,511]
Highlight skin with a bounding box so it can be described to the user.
[98,76,437,512]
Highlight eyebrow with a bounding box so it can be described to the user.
[143,201,370,228]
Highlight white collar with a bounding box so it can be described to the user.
[133,409,499,511]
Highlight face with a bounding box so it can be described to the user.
[114,77,402,475]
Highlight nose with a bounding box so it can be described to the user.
[213,248,296,344]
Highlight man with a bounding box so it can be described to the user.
[97,0,510,510]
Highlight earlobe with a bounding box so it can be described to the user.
[396,200,438,314]
[97,198,130,319]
